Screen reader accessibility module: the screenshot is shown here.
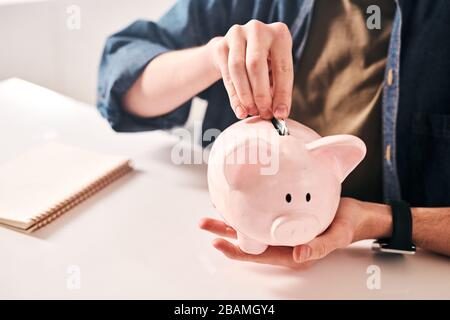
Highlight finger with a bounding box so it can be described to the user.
[199,218,237,239]
[227,27,258,116]
[293,223,352,263]
[245,21,273,119]
[215,39,248,119]
[269,22,294,119]
[212,238,250,260]
[212,238,310,269]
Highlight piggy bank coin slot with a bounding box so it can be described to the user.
[271,118,289,136]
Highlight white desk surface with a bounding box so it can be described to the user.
[0,78,448,300]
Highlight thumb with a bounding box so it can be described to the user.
[293,224,352,263]
[292,239,333,264]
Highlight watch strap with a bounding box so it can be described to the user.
[372,200,416,254]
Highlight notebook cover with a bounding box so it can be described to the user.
[0,142,132,232]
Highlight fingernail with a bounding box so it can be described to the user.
[235,106,247,119]
[274,104,288,119]
[247,104,258,115]
[295,245,311,263]
[212,239,221,248]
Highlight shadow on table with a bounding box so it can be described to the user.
[241,245,449,299]
[243,246,412,299]
[31,169,141,240]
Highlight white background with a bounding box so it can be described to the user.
[0,0,176,105]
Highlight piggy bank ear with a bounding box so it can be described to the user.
[223,139,273,190]
[305,135,366,183]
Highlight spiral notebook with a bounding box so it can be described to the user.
[0,142,132,233]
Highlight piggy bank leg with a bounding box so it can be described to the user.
[237,232,268,255]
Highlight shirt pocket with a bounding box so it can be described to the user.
[409,112,450,206]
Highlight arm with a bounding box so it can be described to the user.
[98,0,294,132]
[123,44,221,118]
[200,198,450,269]
[353,201,450,257]
[123,20,294,120]
[97,0,234,132]
[411,207,450,256]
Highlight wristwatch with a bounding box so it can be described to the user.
[372,200,416,255]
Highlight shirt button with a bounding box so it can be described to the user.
[387,69,394,86]
[385,144,391,162]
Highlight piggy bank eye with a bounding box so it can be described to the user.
[306,193,311,202]
[285,193,292,203]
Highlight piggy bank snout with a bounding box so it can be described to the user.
[270,215,320,246]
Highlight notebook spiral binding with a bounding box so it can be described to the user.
[28,162,132,232]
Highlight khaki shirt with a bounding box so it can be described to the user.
[291,0,395,202]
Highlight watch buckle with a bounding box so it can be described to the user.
[372,240,416,255]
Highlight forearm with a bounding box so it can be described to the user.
[356,200,450,256]
[411,207,450,256]
[123,42,221,118]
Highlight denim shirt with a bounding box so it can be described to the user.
[97,0,450,207]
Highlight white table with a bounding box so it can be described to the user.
[0,78,448,299]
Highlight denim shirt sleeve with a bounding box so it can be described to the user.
[97,0,233,132]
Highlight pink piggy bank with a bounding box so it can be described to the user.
[207,117,366,254]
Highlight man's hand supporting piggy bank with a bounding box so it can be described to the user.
[200,117,384,268]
